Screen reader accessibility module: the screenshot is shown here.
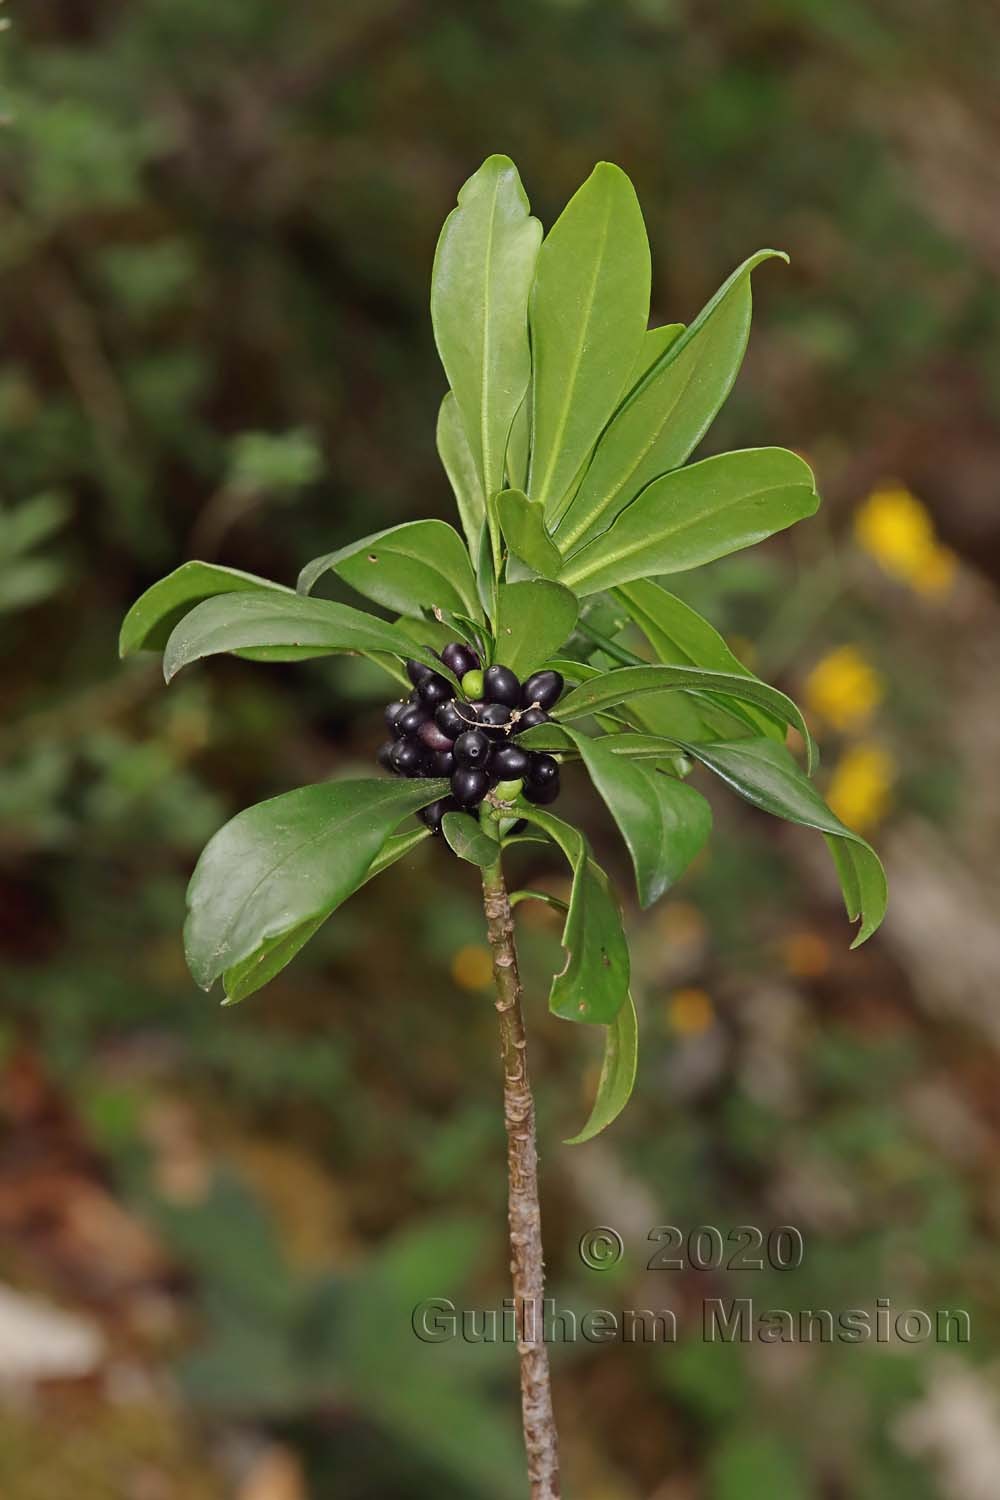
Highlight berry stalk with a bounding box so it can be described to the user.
[480,855,561,1500]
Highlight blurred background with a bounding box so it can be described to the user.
[2,2,1000,1496]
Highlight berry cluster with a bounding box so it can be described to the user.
[377,641,563,833]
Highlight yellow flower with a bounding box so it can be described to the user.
[804,645,884,732]
[450,944,494,991]
[666,987,714,1036]
[826,741,895,832]
[854,482,955,596]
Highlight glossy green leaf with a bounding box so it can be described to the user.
[120,560,290,657]
[163,592,443,683]
[553,662,814,770]
[562,726,711,906]
[495,489,561,578]
[297,520,481,622]
[437,391,486,556]
[683,737,887,945]
[516,805,630,1024]
[506,393,530,491]
[626,323,684,388]
[556,251,786,550]
[561,447,819,594]
[431,155,541,504]
[441,811,500,866]
[528,163,650,521]
[565,991,638,1144]
[222,825,431,1003]
[186,778,447,991]
[492,579,579,678]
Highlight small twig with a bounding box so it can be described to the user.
[481,857,561,1499]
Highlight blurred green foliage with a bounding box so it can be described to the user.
[2,2,1000,1497]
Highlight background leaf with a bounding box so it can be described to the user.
[431,155,541,507]
[564,991,638,1144]
[555,251,786,551]
[528,163,650,522]
[563,726,712,906]
[297,520,481,621]
[492,579,579,677]
[516,805,630,1024]
[561,447,819,593]
[185,778,448,990]
[437,391,486,557]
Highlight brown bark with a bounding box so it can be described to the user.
[481,857,561,1500]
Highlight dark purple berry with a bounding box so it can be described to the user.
[390,737,423,776]
[435,700,469,739]
[418,672,452,708]
[524,773,560,805]
[376,739,396,771]
[418,720,453,753]
[478,703,511,736]
[406,658,432,687]
[440,641,481,677]
[451,767,491,807]
[428,749,455,776]
[521,670,564,710]
[384,700,408,735]
[526,752,560,787]
[399,703,430,736]
[420,796,455,834]
[516,707,550,732]
[492,743,530,779]
[484,664,521,707]
[454,729,491,768]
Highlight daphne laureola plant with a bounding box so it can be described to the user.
[121,156,886,1498]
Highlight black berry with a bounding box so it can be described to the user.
[406,658,432,687]
[420,796,455,834]
[385,700,408,735]
[440,641,481,677]
[428,749,455,776]
[516,707,550,732]
[417,720,453,753]
[452,766,491,806]
[492,743,530,779]
[376,739,396,770]
[478,703,511,735]
[526,752,560,787]
[521,670,564,710]
[524,770,560,804]
[398,703,430,736]
[390,738,423,776]
[418,672,452,708]
[484,664,521,707]
[454,729,491,768]
[435,700,469,739]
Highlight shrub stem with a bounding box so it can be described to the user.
[481,856,561,1499]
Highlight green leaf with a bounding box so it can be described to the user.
[495,489,561,578]
[120,560,290,657]
[492,579,578,677]
[682,737,887,945]
[528,163,650,522]
[442,811,499,866]
[297,520,481,622]
[437,391,486,557]
[431,155,541,506]
[626,323,684,387]
[562,726,711,907]
[616,579,779,741]
[186,778,447,990]
[506,394,530,490]
[222,825,431,1003]
[561,447,819,594]
[516,806,630,1024]
[554,662,814,770]
[555,251,786,551]
[565,991,638,1144]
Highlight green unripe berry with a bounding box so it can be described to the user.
[494,778,524,803]
[461,668,484,699]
